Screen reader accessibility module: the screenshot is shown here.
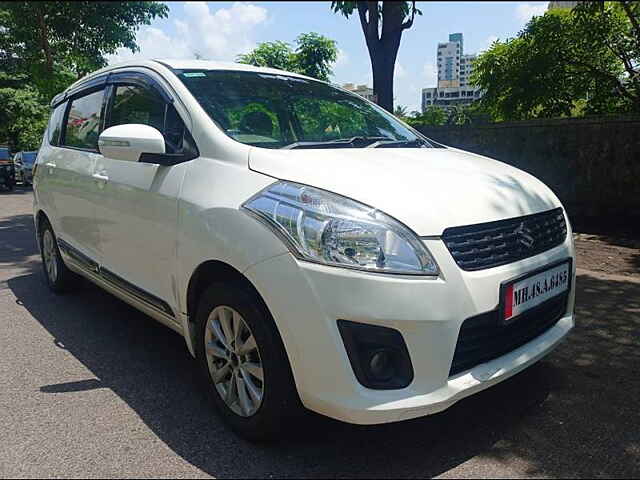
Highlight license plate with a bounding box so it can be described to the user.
[501,259,571,323]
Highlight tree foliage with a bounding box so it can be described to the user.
[0,2,167,77]
[394,104,408,118]
[405,106,447,127]
[0,1,168,150]
[236,41,294,72]
[294,33,339,82]
[0,74,49,150]
[472,1,640,121]
[237,33,338,82]
[332,1,421,112]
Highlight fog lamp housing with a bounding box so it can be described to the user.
[337,320,414,390]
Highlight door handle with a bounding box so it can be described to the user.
[92,173,109,187]
[45,162,56,174]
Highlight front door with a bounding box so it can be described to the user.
[94,78,192,319]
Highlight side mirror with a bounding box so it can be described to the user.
[98,124,165,162]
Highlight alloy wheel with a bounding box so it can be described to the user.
[204,305,264,417]
[42,229,58,284]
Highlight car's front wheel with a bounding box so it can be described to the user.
[195,283,304,441]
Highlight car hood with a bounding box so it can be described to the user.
[248,147,562,236]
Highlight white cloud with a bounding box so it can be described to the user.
[395,63,407,78]
[422,62,437,87]
[107,2,268,64]
[107,27,191,64]
[335,48,350,68]
[515,2,549,24]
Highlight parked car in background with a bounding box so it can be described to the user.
[0,147,15,191]
[13,151,38,186]
[33,60,576,441]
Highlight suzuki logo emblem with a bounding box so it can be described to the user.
[515,223,535,248]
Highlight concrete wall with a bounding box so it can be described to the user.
[416,115,640,232]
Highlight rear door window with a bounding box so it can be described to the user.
[48,102,67,146]
[63,89,105,150]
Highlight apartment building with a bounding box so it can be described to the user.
[421,33,484,112]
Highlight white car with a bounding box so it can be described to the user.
[33,60,575,440]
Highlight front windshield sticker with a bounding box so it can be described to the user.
[182,72,206,78]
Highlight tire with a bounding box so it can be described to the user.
[39,220,78,294]
[194,282,305,441]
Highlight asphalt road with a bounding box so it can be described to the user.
[1,186,638,478]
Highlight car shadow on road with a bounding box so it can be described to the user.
[0,213,39,266]
[0,185,33,196]
[7,266,640,478]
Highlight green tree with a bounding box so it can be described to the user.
[406,106,446,127]
[394,104,408,118]
[236,41,295,72]
[0,1,168,148]
[294,33,338,82]
[0,74,49,151]
[237,33,338,82]
[0,1,168,99]
[332,1,421,112]
[447,105,470,125]
[472,1,639,121]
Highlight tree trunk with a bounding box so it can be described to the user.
[370,36,400,112]
[36,8,53,76]
[356,1,413,113]
[371,56,393,112]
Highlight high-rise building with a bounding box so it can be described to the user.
[422,32,484,112]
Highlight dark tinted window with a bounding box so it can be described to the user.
[0,148,9,160]
[22,152,37,165]
[108,84,186,153]
[64,90,105,150]
[48,102,67,146]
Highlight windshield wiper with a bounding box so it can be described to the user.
[368,138,430,148]
[281,136,393,150]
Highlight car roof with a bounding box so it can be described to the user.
[62,59,317,97]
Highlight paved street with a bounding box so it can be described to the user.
[1,186,638,478]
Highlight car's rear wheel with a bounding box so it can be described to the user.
[195,283,305,441]
[39,221,78,293]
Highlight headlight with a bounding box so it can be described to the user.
[242,181,438,275]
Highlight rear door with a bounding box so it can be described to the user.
[94,71,194,318]
[47,85,107,266]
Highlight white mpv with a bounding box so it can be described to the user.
[34,60,575,440]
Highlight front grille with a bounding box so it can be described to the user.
[442,208,567,271]
[449,293,568,376]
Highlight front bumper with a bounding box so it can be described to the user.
[244,231,575,425]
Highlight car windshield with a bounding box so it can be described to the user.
[0,148,9,161]
[22,152,37,165]
[175,69,433,149]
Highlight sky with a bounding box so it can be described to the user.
[107,1,549,112]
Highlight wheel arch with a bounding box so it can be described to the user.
[34,209,51,249]
[184,259,285,357]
